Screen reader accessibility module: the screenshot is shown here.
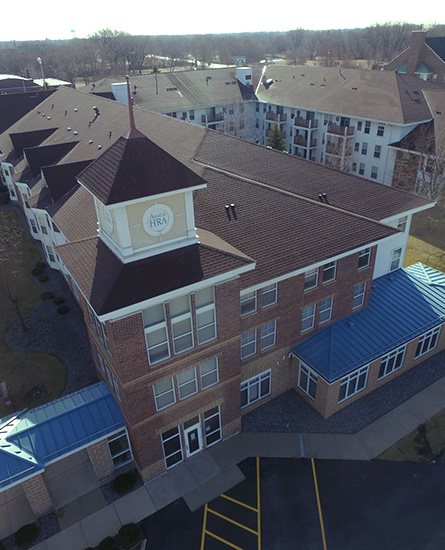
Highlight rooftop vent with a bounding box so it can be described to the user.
[166,86,177,92]
[225,205,231,220]
[67,127,71,131]
[92,106,100,117]
[74,108,78,112]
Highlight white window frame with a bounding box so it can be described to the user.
[177,367,198,400]
[389,247,402,271]
[196,304,216,345]
[261,283,277,308]
[241,370,271,408]
[298,363,318,400]
[171,313,194,355]
[319,297,333,324]
[378,345,406,380]
[240,290,257,316]
[304,268,318,291]
[338,365,369,403]
[371,166,378,179]
[415,326,441,359]
[261,321,277,351]
[200,357,219,389]
[301,304,315,332]
[396,216,408,232]
[322,261,336,284]
[161,427,183,469]
[153,377,176,411]
[145,323,170,365]
[358,248,371,269]
[352,283,366,309]
[241,330,257,359]
[204,406,222,447]
[107,429,133,468]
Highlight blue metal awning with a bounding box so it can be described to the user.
[292,264,445,382]
[0,382,125,490]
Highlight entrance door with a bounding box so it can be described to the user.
[183,417,203,458]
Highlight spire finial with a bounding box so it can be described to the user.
[126,75,136,130]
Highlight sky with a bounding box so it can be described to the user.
[5,0,443,42]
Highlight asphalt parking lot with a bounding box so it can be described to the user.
[141,457,445,550]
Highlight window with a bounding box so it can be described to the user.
[304,268,318,291]
[241,330,257,359]
[358,248,371,269]
[46,245,55,263]
[371,166,378,179]
[162,427,183,468]
[374,145,381,158]
[378,345,406,379]
[204,406,221,446]
[107,430,132,468]
[29,218,38,234]
[301,304,315,332]
[338,366,369,402]
[240,290,257,316]
[364,121,371,134]
[189,110,195,120]
[241,370,271,408]
[153,378,176,410]
[397,216,407,232]
[146,326,170,365]
[177,368,198,400]
[195,288,216,345]
[377,125,384,137]
[390,248,402,271]
[87,304,111,354]
[299,363,317,400]
[261,283,277,308]
[352,283,366,309]
[359,163,365,175]
[200,357,219,389]
[170,296,193,354]
[352,162,357,172]
[319,297,333,324]
[261,321,277,351]
[357,121,362,131]
[322,261,336,283]
[415,327,441,358]
[354,142,359,152]
[361,142,368,155]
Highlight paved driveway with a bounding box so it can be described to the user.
[142,457,445,549]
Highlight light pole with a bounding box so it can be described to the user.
[36,57,47,91]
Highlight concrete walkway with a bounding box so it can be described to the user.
[27,373,445,550]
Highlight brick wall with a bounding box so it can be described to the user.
[21,475,53,517]
[88,439,115,481]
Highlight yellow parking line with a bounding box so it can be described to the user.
[311,458,328,550]
[257,457,261,550]
[205,530,245,550]
[200,503,209,550]
[220,493,258,513]
[207,507,259,535]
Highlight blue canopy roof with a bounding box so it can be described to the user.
[0,382,125,490]
[292,264,445,382]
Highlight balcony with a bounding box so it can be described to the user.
[327,123,354,136]
[294,135,317,148]
[266,111,287,122]
[325,142,353,157]
[293,117,318,129]
[201,113,224,124]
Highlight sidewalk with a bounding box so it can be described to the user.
[28,373,445,550]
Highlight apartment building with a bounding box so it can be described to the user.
[0,85,443,487]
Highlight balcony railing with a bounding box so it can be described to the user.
[294,136,317,148]
[293,117,318,129]
[201,113,224,123]
[326,123,354,136]
[266,112,287,122]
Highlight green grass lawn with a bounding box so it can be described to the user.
[405,205,445,272]
[0,210,66,418]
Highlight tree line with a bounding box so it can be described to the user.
[0,23,444,86]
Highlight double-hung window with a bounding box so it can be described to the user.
[299,363,317,400]
[177,368,198,400]
[153,378,176,410]
[107,430,132,468]
[352,283,366,309]
[261,321,277,351]
[304,268,318,291]
[144,304,170,365]
[374,145,381,158]
[319,297,333,324]
[358,248,371,269]
[240,290,257,316]
[322,261,336,283]
[371,166,378,179]
[364,121,371,134]
[241,330,257,359]
[204,407,222,446]
[241,370,271,408]
[390,248,402,271]
[361,142,368,155]
[397,216,408,232]
[338,365,369,403]
[377,125,384,137]
[301,304,315,332]
[261,283,277,308]
[162,427,183,468]
[378,345,406,379]
[200,358,219,389]
[195,288,216,345]
[170,296,194,354]
[415,327,441,358]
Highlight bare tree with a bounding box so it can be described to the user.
[286,28,306,64]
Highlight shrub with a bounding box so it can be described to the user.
[98,536,119,550]
[36,261,46,269]
[38,274,49,282]
[53,296,65,305]
[14,523,40,547]
[0,193,9,205]
[118,523,143,549]
[41,291,55,300]
[57,305,69,315]
[31,266,44,276]
[0,542,5,550]
[113,472,136,496]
